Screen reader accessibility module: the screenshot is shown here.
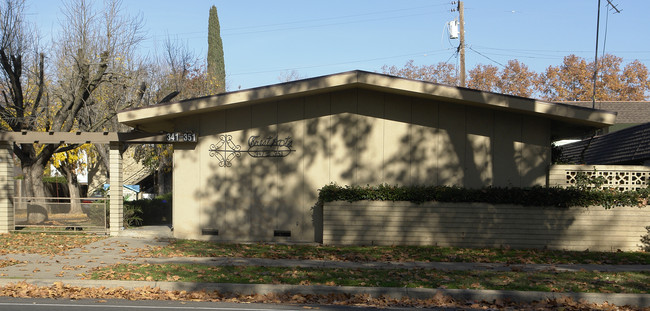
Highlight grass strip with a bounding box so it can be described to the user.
[90,263,650,294]
[143,240,650,265]
[0,233,105,255]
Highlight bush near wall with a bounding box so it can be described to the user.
[317,184,650,208]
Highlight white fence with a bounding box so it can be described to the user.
[548,165,650,191]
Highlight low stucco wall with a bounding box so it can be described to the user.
[323,201,649,251]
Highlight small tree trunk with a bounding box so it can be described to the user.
[156,167,165,196]
[62,165,83,214]
[23,164,49,198]
[23,162,50,224]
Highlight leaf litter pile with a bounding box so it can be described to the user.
[0,281,644,310]
[0,259,23,268]
[0,233,104,255]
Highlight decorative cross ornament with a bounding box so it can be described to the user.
[209,135,242,167]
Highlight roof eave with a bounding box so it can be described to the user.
[118,70,616,133]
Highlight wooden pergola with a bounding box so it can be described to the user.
[0,131,168,236]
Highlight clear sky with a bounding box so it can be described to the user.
[26,0,650,91]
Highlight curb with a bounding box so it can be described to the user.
[0,279,648,308]
[140,257,650,272]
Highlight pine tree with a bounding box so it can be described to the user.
[207,5,226,93]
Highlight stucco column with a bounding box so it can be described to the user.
[109,142,123,236]
[0,142,14,233]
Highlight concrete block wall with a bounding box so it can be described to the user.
[549,164,650,191]
[323,201,650,251]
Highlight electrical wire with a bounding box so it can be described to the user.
[602,0,616,58]
[222,12,436,36]
[467,46,534,84]
[468,47,507,68]
[145,3,449,41]
[228,49,455,77]
[468,46,590,61]
[444,50,459,66]
[221,4,449,32]
[143,5,452,49]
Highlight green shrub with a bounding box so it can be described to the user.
[317,183,649,209]
[641,226,650,252]
[123,204,143,228]
[123,193,172,226]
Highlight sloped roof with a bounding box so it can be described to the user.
[558,101,650,124]
[558,122,650,165]
[118,70,616,138]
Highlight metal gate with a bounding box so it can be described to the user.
[13,196,108,233]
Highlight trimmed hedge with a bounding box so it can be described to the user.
[317,184,650,209]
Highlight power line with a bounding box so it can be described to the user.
[467,49,564,61]
[592,0,622,108]
[602,0,622,58]
[471,45,594,54]
[229,49,454,77]
[142,4,449,43]
[221,4,449,32]
[443,50,459,66]
[221,12,436,36]
[468,47,507,68]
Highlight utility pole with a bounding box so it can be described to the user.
[457,1,466,87]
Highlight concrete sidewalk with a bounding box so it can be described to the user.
[0,235,648,307]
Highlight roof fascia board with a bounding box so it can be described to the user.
[355,71,616,127]
[118,71,360,127]
[118,70,616,130]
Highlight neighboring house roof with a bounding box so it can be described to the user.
[118,70,616,139]
[558,122,650,165]
[557,101,650,124]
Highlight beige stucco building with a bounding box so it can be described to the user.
[117,71,615,242]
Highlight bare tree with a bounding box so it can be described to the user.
[382,60,458,86]
[132,36,208,195]
[48,0,145,213]
[0,0,48,201]
[277,69,304,82]
[0,0,145,218]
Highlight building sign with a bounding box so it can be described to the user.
[166,131,197,142]
[208,134,294,167]
[247,135,294,158]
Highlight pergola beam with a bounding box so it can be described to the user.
[0,131,171,144]
[0,130,177,236]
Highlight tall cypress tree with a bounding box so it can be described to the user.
[207,5,226,93]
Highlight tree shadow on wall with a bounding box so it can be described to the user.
[182,73,615,247]
[191,77,376,242]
